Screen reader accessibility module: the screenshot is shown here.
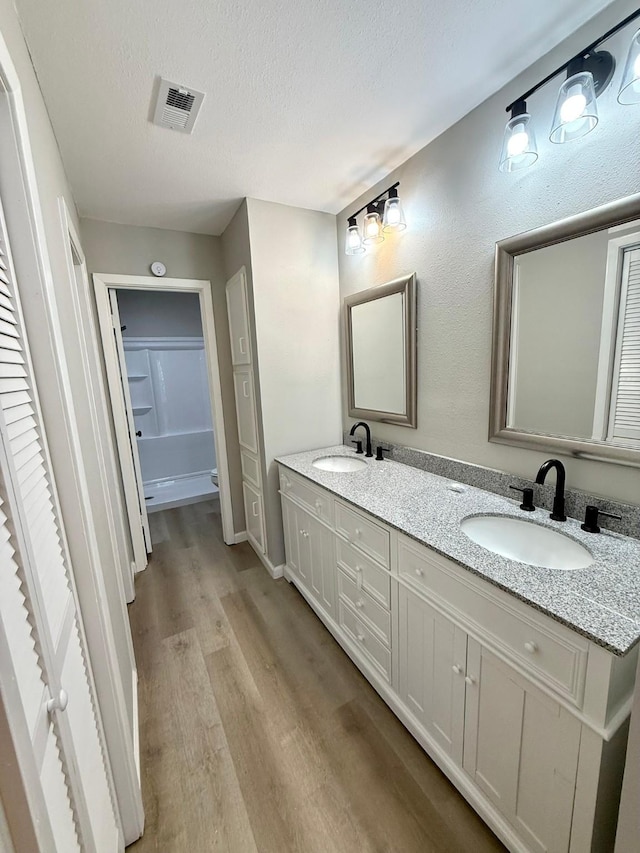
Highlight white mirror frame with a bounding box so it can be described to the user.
[344,273,417,428]
[490,192,640,468]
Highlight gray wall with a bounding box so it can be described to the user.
[117,290,203,338]
[337,0,640,506]
[246,198,342,568]
[80,218,245,534]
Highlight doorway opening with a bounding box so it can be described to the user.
[117,289,219,513]
[94,273,234,572]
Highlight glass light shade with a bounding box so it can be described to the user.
[362,211,384,244]
[549,71,598,143]
[618,28,640,104]
[382,196,406,231]
[499,112,538,172]
[345,220,365,255]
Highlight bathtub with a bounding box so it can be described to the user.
[137,430,218,513]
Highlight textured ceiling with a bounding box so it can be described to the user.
[16,0,615,235]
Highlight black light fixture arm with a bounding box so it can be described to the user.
[505,6,640,113]
[349,181,400,220]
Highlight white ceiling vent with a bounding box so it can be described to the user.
[152,78,205,133]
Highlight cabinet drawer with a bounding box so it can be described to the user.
[398,536,588,705]
[336,539,390,609]
[279,469,333,526]
[338,570,391,646]
[335,501,390,568]
[339,601,391,683]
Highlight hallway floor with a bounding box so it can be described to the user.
[127,500,506,852]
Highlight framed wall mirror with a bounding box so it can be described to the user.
[344,273,417,427]
[490,193,640,467]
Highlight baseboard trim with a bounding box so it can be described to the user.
[246,534,284,579]
[132,668,140,785]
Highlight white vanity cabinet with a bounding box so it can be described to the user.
[277,464,636,853]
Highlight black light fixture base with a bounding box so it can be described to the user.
[580,50,616,96]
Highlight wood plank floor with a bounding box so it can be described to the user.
[127,500,506,852]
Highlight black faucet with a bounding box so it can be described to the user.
[535,459,567,521]
[349,421,373,458]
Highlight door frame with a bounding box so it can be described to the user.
[93,273,235,551]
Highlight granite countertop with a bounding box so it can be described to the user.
[276,445,640,656]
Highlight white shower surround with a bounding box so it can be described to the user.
[124,336,218,511]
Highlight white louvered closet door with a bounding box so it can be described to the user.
[0,200,119,851]
[609,247,640,442]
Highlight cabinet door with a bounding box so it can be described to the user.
[282,498,299,577]
[398,585,466,765]
[308,515,336,617]
[226,268,251,365]
[233,367,258,453]
[295,506,312,587]
[463,640,580,853]
[243,481,265,552]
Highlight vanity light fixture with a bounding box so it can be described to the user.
[499,99,538,172]
[501,7,640,170]
[345,216,365,255]
[549,58,601,143]
[382,187,407,232]
[363,204,384,244]
[344,182,406,255]
[618,27,640,104]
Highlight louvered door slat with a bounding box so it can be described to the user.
[0,318,18,337]
[7,413,36,439]
[0,376,28,394]
[0,332,21,351]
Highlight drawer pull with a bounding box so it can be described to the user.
[355,528,362,537]
[239,336,248,354]
[355,565,363,573]
[464,675,476,686]
[252,501,259,517]
[356,633,365,643]
[524,641,539,654]
[355,599,364,609]
[242,380,250,398]
[283,477,290,490]
[414,568,424,577]
[315,499,322,512]
[452,664,463,675]
[299,529,309,538]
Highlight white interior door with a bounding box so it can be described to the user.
[95,285,150,571]
[0,216,120,850]
[109,291,151,553]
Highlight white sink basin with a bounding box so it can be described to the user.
[460,515,593,570]
[312,455,368,473]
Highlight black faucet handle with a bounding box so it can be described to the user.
[581,505,622,533]
[509,485,535,512]
[351,439,363,454]
[375,446,390,461]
